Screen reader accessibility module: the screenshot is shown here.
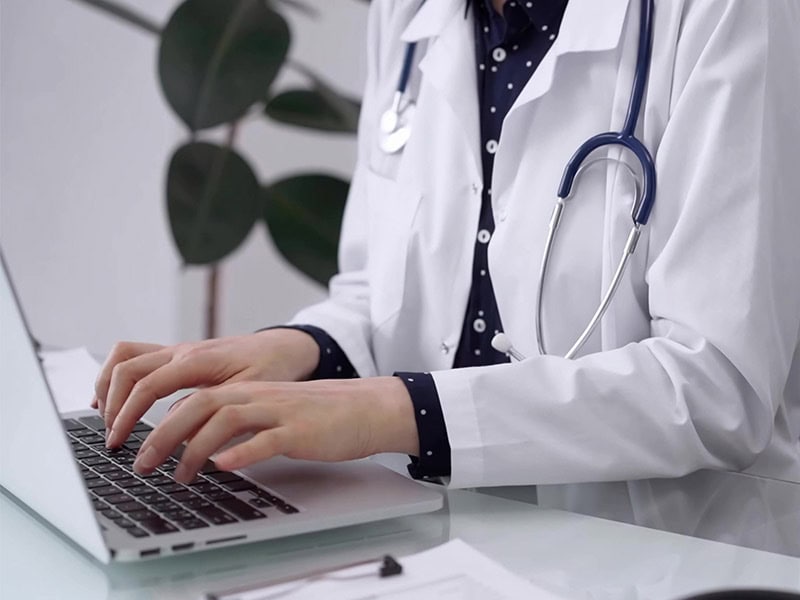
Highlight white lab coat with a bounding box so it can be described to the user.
[291,0,800,493]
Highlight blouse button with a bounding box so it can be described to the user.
[492,47,507,63]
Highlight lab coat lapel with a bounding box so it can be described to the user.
[509,0,632,111]
[402,0,482,176]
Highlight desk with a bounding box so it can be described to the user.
[2,464,799,600]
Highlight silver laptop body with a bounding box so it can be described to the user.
[0,250,443,563]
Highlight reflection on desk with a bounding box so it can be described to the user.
[2,482,799,600]
[535,469,800,558]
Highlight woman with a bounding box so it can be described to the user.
[94,0,800,511]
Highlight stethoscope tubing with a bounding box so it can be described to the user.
[537,0,656,358]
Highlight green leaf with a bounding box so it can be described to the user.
[265,82,361,133]
[158,0,290,131]
[262,174,349,285]
[167,141,260,265]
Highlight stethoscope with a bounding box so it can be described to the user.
[381,0,656,361]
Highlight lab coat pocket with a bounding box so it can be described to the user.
[364,167,421,328]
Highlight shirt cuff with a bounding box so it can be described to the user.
[262,325,358,380]
[394,372,452,480]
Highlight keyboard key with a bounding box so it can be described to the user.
[116,519,136,529]
[206,472,242,484]
[185,477,207,487]
[205,490,235,502]
[151,500,180,513]
[105,493,133,505]
[93,463,120,474]
[218,498,266,521]
[74,449,96,460]
[79,416,107,432]
[92,498,107,511]
[62,419,85,431]
[124,440,143,450]
[81,434,105,446]
[111,455,135,466]
[163,509,194,521]
[199,460,219,474]
[115,478,142,488]
[159,484,187,495]
[70,428,97,438]
[126,527,149,538]
[176,518,208,530]
[82,456,110,467]
[139,518,178,535]
[275,503,299,514]
[117,501,146,513]
[128,509,158,522]
[104,470,131,481]
[170,491,198,503]
[183,498,212,511]
[223,480,256,493]
[86,478,109,489]
[100,508,120,520]
[195,506,237,525]
[138,492,166,505]
[148,476,176,487]
[132,423,153,434]
[194,483,222,495]
[128,485,155,497]
[92,485,120,497]
[250,497,272,508]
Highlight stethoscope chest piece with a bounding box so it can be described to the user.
[379,98,415,154]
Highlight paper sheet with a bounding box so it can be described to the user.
[40,347,101,413]
[210,539,566,600]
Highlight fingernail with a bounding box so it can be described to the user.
[134,446,158,471]
[173,463,190,483]
[106,427,119,448]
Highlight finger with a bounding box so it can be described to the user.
[91,396,99,409]
[104,351,171,438]
[174,404,278,483]
[107,351,231,446]
[131,388,227,474]
[95,342,163,411]
[214,428,289,473]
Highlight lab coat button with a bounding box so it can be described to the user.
[492,47,507,63]
[477,229,491,244]
[473,318,487,333]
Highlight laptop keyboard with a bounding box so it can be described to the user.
[63,416,298,539]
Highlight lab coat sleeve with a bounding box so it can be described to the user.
[285,2,388,378]
[431,0,800,488]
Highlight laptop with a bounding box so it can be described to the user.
[0,249,443,563]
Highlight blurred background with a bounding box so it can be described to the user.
[0,0,369,355]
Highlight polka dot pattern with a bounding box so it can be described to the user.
[453,0,566,370]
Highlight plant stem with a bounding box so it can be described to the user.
[206,265,219,339]
[69,0,162,35]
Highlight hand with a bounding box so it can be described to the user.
[95,329,320,447]
[131,377,420,483]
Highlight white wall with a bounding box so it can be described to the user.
[0,0,368,355]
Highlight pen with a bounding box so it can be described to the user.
[204,555,403,600]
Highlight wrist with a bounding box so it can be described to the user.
[355,376,420,457]
[253,328,320,381]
